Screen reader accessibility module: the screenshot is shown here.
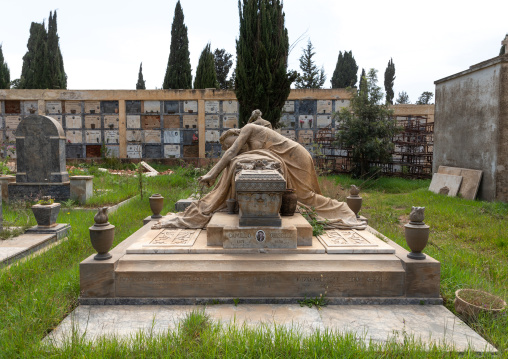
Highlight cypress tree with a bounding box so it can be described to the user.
[384,58,395,104]
[295,39,326,89]
[213,48,233,90]
[235,0,297,128]
[194,43,218,89]
[163,1,192,89]
[136,62,146,89]
[331,50,358,88]
[358,68,366,95]
[47,11,67,89]
[0,45,10,89]
[20,22,49,89]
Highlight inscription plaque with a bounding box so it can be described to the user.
[66,130,83,143]
[164,101,179,114]
[127,115,141,128]
[223,227,297,249]
[5,116,21,130]
[164,144,181,158]
[126,100,141,114]
[164,130,180,144]
[85,130,101,144]
[144,130,161,143]
[205,115,219,128]
[84,101,100,114]
[298,130,314,144]
[222,100,238,113]
[145,144,162,158]
[317,100,332,114]
[104,115,119,129]
[101,101,119,113]
[182,115,198,129]
[85,115,101,129]
[205,130,220,143]
[144,101,160,113]
[280,114,295,128]
[46,101,62,114]
[283,100,295,113]
[127,145,142,158]
[23,101,38,114]
[183,100,197,113]
[222,115,238,129]
[205,101,219,113]
[105,130,119,144]
[66,115,82,128]
[127,130,142,142]
[317,115,332,128]
[65,101,82,114]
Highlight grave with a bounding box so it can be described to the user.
[8,115,71,201]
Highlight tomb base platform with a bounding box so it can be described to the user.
[79,216,441,302]
[8,182,70,202]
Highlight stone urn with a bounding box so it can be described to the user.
[454,289,506,319]
[346,185,362,218]
[31,197,60,227]
[149,193,164,219]
[89,207,115,260]
[404,207,430,260]
[280,189,298,216]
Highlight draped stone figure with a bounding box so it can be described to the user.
[153,115,365,230]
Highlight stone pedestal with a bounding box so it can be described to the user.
[8,183,70,202]
[175,198,195,212]
[26,223,70,240]
[0,175,15,201]
[70,176,94,204]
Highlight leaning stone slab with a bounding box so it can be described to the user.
[437,166,483,200]
[429,173,462,197]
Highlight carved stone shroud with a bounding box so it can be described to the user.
[235,169,286,227]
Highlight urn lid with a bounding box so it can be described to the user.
[235,169,286,192]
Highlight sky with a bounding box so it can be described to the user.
[1,0,507,103]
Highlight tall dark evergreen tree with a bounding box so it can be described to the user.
[384,58,395,104]
[136,62,146,89]
[331,50,358,88]
[213,48,233,90]
[358,68,367,95]
[194,43,218,89]
[295,39,326,89]
[0,45,10,89]
[20,22,49,89]
[163,1,192,89]
[47,11,67,89]
[235,0,297,128]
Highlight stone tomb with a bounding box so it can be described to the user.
[8,115,70,201]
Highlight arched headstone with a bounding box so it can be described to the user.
[8,115,70,201]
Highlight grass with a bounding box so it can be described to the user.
[0,168,507,357]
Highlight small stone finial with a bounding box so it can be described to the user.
[350,185,360,196]
[409,206,425,224]
[94,207,109,225]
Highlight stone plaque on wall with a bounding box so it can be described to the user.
[145,145,162,158]
[280,129,296,141]
[164,101,179,114]
[183,144,199,158]
[66,145,83,159]
[65,101,82,114]
[85,130,101,144]
[164,130,180,144]
[183,115,198,129]
[5,116,21,130]
[85,115,101,129]
[205,114,220,128]
[205,143,222,157]
[144,130,161,143]
[164,145,181,158]
[223,115,238,129]
[222,100,238,113]
[142,115,160,129]
[66,115,82,128]
[163,115,180,128]
[23,101,38,114]
[182,130,198,145]
[85,101,101,114]
[50,115,63,127]
[46,101,62,114]
[66,130,83,144]
[317,115,332,128]
[104,115,119,129]
[298,130,314,144]
[105,130,119,144]
[127,115,141,128]
[283,100,295,113]
[127,145,142,158]
[101,101,119,113]
[5,100,21,113]
[299,100,314,115]
[183,100,197,113]
[298,115,314,129]
[5,130,15,142]
[126,100,141,114]
[205,101,219,113]
[317,100,332,114]
[280,114,295,128]
[86,145,102,158]
[105,145,119,158]
[144,101,160,113]
[205,130,220,143]
[335,99,350,110]
[127,130,142,142]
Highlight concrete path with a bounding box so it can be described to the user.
[45,304,496,353]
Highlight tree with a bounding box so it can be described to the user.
[395,91,410,104]
[416,91,433,105]
[20,22,48,89]
[0,44,10,89]
[295,39,325,89]
[358,68,366,95]
[163,1,192,89]
[214,48,233,90]
[46,11,67,89]
[337,68,398,178]
[331,50,358,88]
[235,0,297,128]
[136,62,146,89]
[194,43,218,89]
[384,58,395,104]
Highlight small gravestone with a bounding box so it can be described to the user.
[8,115,70,201]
